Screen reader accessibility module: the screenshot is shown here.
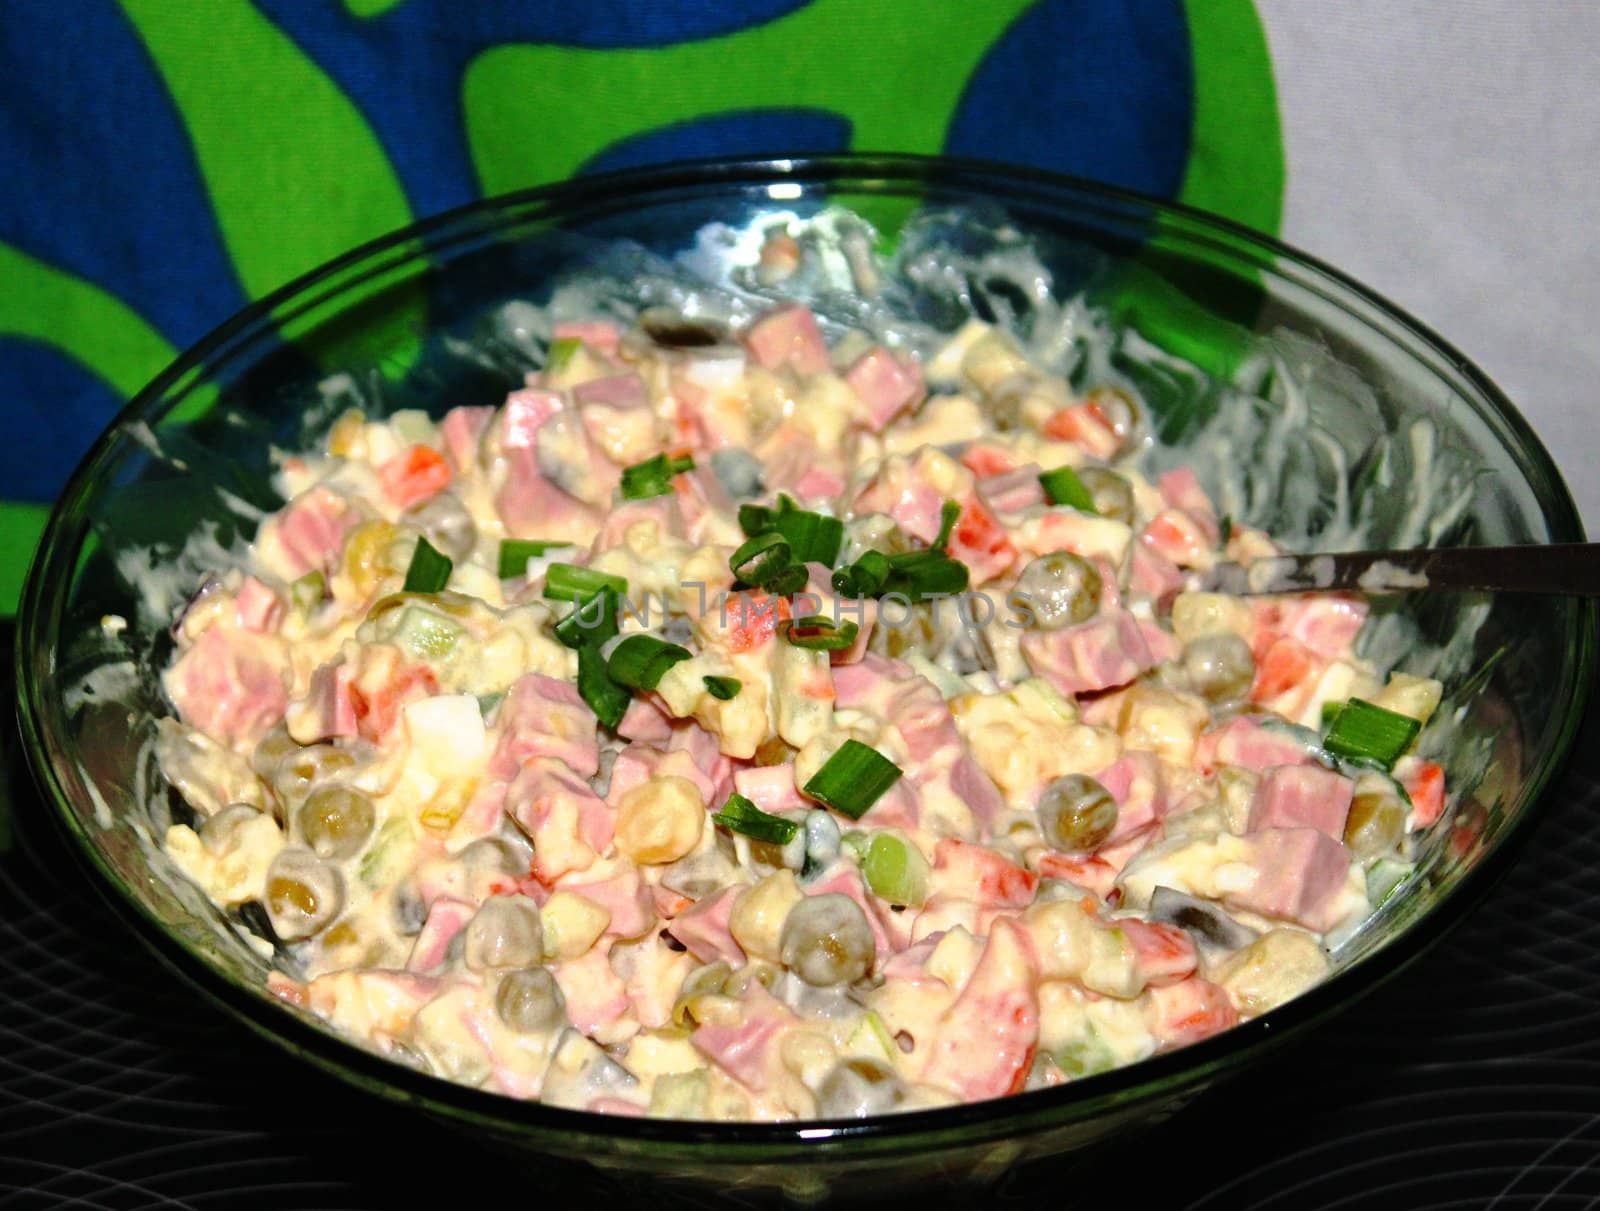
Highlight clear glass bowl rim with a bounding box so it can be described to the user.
[14,152,1596,1156]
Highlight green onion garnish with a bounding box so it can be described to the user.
[620,452,695,501]
[832,549,891,598]
[1218,514,1233,546]
[546,336,582,372]
[712,793,799,846]
[884,548,970,602]
[543,563,628,602]
[1319,700,1344,729]
[1322,699,1421,770]
[607,634,693,692]
[499,539,573,579]
[554,589,619,650]
[765,564,810,596]
[1039,466,1098,513]
[402,537,452,593]
[577,641,630,729]
[730,531,792,588]
[739,494,844,566]
[861,832,930,907]
[934,500,962,551]
[802,739,903,820]
[779,616,860,651]
[702,675,742,701]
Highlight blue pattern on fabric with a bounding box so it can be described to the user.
[945,0,1192,198]
[0,337,127,502]
[580,110,852,177]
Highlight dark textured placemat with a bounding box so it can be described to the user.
[5,683,1598,1210]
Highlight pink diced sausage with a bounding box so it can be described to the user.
[291,658,358,742]
[234,577,283,633]
[616,696,673,744]
[553,946,631,1035]
[743,304,830,376]
[1094,751,1166,844]
[165,626,287,741]
[571,373,647,411]
[732,764,805,815]
[793,464,846,505]
[1020,609,1156,696]
[495,446,602,545]
[1128,541,1186,598]
[949,755,1005,834]
[1224,828,1354,931]
[665,885,745,966]
[263,486,356,579]
[977,464,1046,514]
[1247,764,1354,839]
[1156,468,1219,544]
[1140,509,1213,568]
[505,758,613,882]
[918,918,1038,1101]
[930,838,1038,909]
[1196,716,1314,773]
[561,868,655,940]
[405,896,474,972]
[500,388,564,450]
[844,346,925,431]
[491,673,600,780]
[440,405,493,471]
[1279,595,1368,658]
[691,982,798,1093]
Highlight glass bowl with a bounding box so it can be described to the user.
[15,155,1595,1204]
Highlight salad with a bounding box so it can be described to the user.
[156,276,1447,1121]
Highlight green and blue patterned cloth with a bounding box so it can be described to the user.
[0,0,1282,613]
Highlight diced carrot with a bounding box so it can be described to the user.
[1251,636,1314,702]
[379,444,452,510]
[1402,759,1447,827]
[724,591,792,653]
[960,443,1018,478]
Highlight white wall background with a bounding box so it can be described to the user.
[1258,0,1600,533]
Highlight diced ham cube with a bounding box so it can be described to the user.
[1128,541,1186,598]
[490,673,600,780]
[616,696,673,744]
[947,495,1018,585]
[665,885,745,966]
[732,764,805,815]
[552,320,621,356]
[1156,468,1219,544]
[668,721,735,803]
[1223,828,1354,931]
[440,405,493,471]
[691,982,799,1093]
[553,946,632,1038]
[165,626,287,742]
[1196,716,1315,774]
[234,577,283,633]
[1021,609,1155,696]
[918,918,1039,1101]
[1277,595,1369,659]
[1042,402,1119,460]
[844,346,925,431]
[1094,751,1166,845]
[931,838,1038,909]
[496,446,602,546]
[592,494,686,552]
[377,444,451,510]
[287,657,358,743]
[961,442,1022,479]
[1140,509,1212,568]
[405,895,474,972]
[1247,765,1354,839]
[743,304,830,376]
[500,388,565,450]
[976,464,1046,514]
[949,755,1005,834]
[1118,918,1197,988]
[562,868,655,940]
[1145,976,1238,1049]
[505,758,613,882]
[260,485,356,579]
[571,373,646,411]
[793,464,846,505]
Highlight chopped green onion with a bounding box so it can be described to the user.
[712,792,799,845]
[1319,700,1344,730]
[739,494,843,566]
[934,499,962,551]
[1039,465,1098,513]
[832,549,891,598]
[577,641,630,729]
[546,336,582,372]
[607,634,692,692]
[779,616,860,652]
[1218,514,1234,546]
[554,589,619,650]
[765,564,810,596]
[499,539,573,579]
[402,537,452,593]
[862,832,930,907]
[290,570,325,613]
[702,675,742,701]
[802,739,903,820]
[543,562,628,603]
[1322,699,1421,770]
[730,531,792,587]
[620,452,694,501]
[884,548,970,602]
